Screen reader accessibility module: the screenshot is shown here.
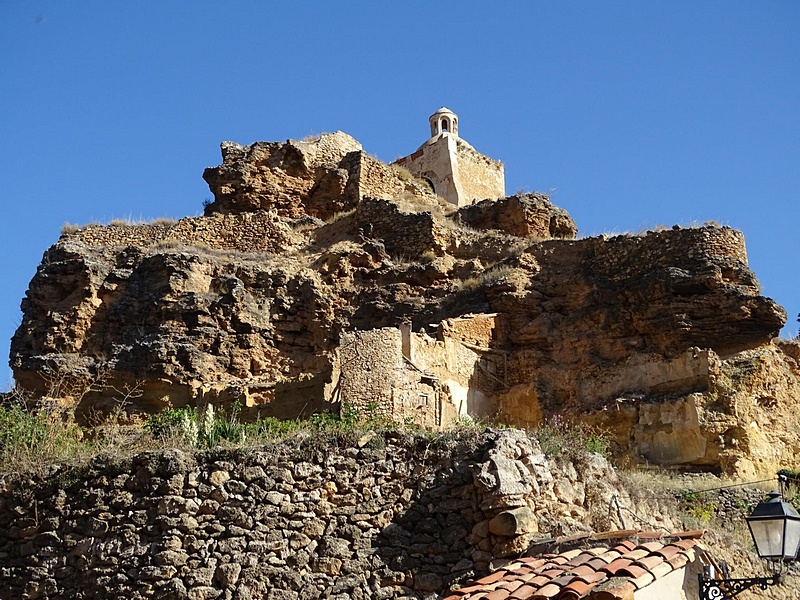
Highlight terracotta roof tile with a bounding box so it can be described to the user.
[631,571,657,590]
[566,551,596,566]
[531,582,562,598]
[667,553,689,570]
[600,558,633,576]
[635,541,663,553]
[674,539,698,550]
[568,564,596,578]
[593,550,622,564]
[633,555,664,570]
[509,584,539,600]
[653,544,682,561]
[560,549,585,561]
[451,532,702,600]
[617,565,649,579]
[587,557,609,570]
[589,580,636,600]
[575,570,606,585]
[648,560,674,580]
[615,540,638,552]
[561,580,597,597]
[541,568,567,579]
[500,580,524,593]
[550,574,577,588]
[623,548,649,561]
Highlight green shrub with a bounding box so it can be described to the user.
[0,403,86,471]
[144,406,198,442]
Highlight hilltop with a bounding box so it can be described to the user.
[8,125,800,479]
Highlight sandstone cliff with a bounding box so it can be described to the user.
[10,131,799,478]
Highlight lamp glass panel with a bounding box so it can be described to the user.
[783,519,800,559]
[749,519,785,558]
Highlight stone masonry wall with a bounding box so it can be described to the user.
[338,328,404,419]
[64,212,298,254]
[586,226,749,283]
[353,153,438,207]
[0,430,636,600]
[454,142,504,204]
[353,199,446,258]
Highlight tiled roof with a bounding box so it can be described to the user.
[442,530,705,600]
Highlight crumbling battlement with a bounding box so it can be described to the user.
[61,211,300,254]
[456,193,578,240]
[585,226,751,284]
[203,132,437,221]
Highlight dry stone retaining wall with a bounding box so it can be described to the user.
[0,430,631,600]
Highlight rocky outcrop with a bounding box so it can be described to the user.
[0,430,648,600]
[9,131,798,476]
[202,132,437,220]
[455,193,577,239]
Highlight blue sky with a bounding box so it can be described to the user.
[2,2,798,387]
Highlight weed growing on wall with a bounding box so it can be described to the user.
[0,402,87,473]
[534,414,610,461]
[144,403,246,449]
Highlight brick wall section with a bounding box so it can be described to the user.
[0,430,633,599]
[64,211,298,254]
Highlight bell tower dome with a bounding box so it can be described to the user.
[429,107,459,138]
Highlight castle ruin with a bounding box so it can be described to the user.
[394,107,505,206]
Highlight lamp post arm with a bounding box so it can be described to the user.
[698,573,783,600]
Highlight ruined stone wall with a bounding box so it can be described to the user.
[0,430,637,600]
[454,142,504,204]
[455,194,578,240]
[353,198,446,258]
[353,153,438,206]
[587,226,749,282]
[337,328,454,428]
[338,328,404,419]
[64,212,298,254]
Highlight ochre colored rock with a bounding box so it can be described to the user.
[10,131,797,478]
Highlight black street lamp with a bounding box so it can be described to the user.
[698,491,800,599]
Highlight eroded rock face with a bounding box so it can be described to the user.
[455,193,578,239]
[202,131,437,220]
[10,131,797,476]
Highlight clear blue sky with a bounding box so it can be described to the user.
[2,2,798,388]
